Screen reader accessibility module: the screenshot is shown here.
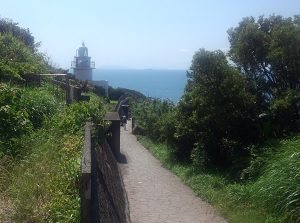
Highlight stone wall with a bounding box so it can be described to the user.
[81,122,130,223]
[81,123,92,222]
[91,140,130,223]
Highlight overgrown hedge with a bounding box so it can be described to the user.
[0,83,108,222]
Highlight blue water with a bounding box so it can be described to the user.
[93,69,187,103]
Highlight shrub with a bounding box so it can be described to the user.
[176,49,260,167]
[49,100,107,137]
[6,97,108,222]
[93,85,106,97]
[132,98,176,143]
[19,86,61,129]
[0,83,32,157]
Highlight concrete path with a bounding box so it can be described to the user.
[119,120,228,223]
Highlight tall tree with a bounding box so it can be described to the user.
[0,17,38,53]
[176,49,258,167]
[0,33,47,82]
[228,14,300,99]
[228,14,300,131]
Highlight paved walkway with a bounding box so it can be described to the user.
[119,120,228,223]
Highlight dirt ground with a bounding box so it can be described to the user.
[0,195,14,223]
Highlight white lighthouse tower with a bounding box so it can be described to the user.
[71,42,95,81]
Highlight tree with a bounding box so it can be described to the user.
[93,85,106,97]
[0,33,47,82]
[228,14,300,98]
[0,17,38,52]
[228,14,300,131]
[176,49,259,167]
[132,98,176,142]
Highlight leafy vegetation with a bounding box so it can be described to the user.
[0,83,108,222]
[0,33,47,82]
[132,14,300,222]
[0,17,110,222]
[0,17,37,52]
[228,15,300,133]
[0,83,33,157]
[108,86,146,101]
[176,49,260,167]
[132,98,176,143]
[1,13,300,223]
[251,138,300,222]
[137,135,299,223]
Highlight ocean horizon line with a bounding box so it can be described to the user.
[95,67,188,71]
[92,69,187,103]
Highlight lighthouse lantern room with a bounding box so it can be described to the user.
[71,42,95,81]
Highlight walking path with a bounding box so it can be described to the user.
[119,120,228,223]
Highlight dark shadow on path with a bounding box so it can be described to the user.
[117,152,128,164]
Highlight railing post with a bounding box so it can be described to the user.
[81,122,92,223]
[103,112,121,160]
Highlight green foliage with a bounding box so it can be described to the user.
[0,17,110,222]
[9,132,82,222]
[49,100,107,136]
[176,49,259,167]
[0,83,32,156]
[269,89,300,132]
[228,14,300,91]
[251,137,300,222]
[131,14,300,222]
[0,33,47,82]
[0,17,37,52]
[137,136,176,168]
[109,86,146,101]
[139,135,299,223]
[132,98,176,143]
[108,87,126,101]
[228,14,300,132]
[19,86,62,129]
[0,83,108,222]
[93,85,106,97]
[0,83,64,158]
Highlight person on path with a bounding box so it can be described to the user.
[122,115,127,130]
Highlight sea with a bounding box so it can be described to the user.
[93,69,188,103]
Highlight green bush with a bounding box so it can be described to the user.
[132,98,176,143]
[0,33,47,82]
[0,83,64,158]
[48,100,107,137]
[269,89,300,133]
[176,49,260,167]
[0,83,109,222]
[108,86,146,101]
[5,98,108,222]
[93,85,106,97]
[0,83,32,157]
[19,86,62,129]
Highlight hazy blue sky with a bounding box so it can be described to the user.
[1,0,300,69]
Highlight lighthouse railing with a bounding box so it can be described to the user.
[90,61,95,69]
[71,60,95,69]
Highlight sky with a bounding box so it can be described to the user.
[1,0,300,70]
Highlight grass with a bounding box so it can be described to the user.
[137,135,300,223]
[82,92,102,103]
[251,137,300,223]
[0,84,108,222]
[0,121,83,222]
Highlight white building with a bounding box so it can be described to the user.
[71,42,95,81]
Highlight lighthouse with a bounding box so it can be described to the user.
[71,42,95,81]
